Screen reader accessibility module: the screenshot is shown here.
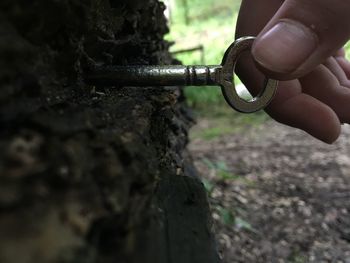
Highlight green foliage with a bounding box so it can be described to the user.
[190,106,269,140]
[166,1,350,111]
[184,86,224,108]
[167,0,268,134]
[234,217,254,231]
[201,178,214,194]
[202,158,249,182]
[200,156,258,230]
[218,207,257,233]
[196,125,233,140]
[219,207,235,225]
[346,41,350,60]
[288,252,307,263]
[165,0,242,107]
[169,0,240,27]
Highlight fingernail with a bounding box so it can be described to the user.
[252,20,318,73]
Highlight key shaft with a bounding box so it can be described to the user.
[85,65,222,87]
[84,37,278,113]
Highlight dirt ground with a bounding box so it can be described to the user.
[189,119,350,263]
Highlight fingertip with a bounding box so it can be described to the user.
[252,20,318,79]
[335,57,350,79]
[320,116,341,144]
[323,127,340,144]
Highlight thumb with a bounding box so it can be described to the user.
[252,0,350,80]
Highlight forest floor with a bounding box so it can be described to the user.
[189,117,350,263]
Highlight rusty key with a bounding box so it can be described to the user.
[85,36,278,113]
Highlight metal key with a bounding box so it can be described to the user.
[85,36,278,113]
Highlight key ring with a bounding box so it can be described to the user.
[219,36,278,113]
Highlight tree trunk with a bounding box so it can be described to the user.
[182,0,190,25]
[0,0,220,262]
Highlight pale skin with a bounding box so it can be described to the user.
[236,0,350,143]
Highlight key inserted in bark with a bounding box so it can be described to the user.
[85,37,278,113]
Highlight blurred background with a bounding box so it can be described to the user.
[162,1,350,262]
[164,0,269,140]
[164,0,350,140]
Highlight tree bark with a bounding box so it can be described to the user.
[0,1,219,262]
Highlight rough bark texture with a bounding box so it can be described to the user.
[0,1,220,262]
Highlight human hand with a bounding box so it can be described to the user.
[236,0,350,143]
